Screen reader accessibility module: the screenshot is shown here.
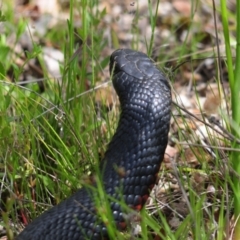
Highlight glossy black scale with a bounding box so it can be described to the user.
[16,49,171,240]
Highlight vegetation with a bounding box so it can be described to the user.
[0,0,239,239]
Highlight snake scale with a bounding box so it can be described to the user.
[16,49,172,239]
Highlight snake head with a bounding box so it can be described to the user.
[109,49,170,102]
[109,49,165,80]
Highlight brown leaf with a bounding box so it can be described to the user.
[164,145,179,169]
[203,85,222,114]
[173,0,191,16]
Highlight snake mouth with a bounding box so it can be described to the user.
[109,59,122,77]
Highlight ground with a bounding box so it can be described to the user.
[0,0,238,239]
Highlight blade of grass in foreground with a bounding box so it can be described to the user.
[220,0,240,239]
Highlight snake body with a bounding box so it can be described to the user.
[16,49,171,239]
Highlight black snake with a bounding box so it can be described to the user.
[16,49,172,239]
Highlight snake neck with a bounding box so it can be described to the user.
[101,72,171,206]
